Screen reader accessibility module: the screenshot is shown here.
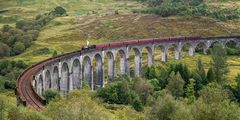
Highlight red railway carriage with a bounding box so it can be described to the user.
[138,39,154,44]
[109,42,124,47]
[185,36,201,40]
[154,38,170,43]
[124,40,139,45]
[170,37,186,41]
[96,44,110,49]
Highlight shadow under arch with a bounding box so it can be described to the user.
[167,43,178,60]
[93,53,103,89]
[38,74,43,95]
[181,42,194,57]
[195,42,208,54]
[44,70,51,90]
[52,66,60,90]
[115,49,126,76]
[61,62,70,94]
[154,44,165,64]
[142,46,153,68]
[72,59,81,89]
[129,47,141,77]
[82,56,92,89]
[105,51,115,81]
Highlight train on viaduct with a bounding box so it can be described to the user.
[16,36,240,110]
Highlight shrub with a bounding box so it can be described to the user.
[43,90,60,104]
[97,81,135,104]
[166,72,185,98]
[0,42,10,58]
[4,81,15,90]
[131,96,144,112]
[132,78,153,105]
[44,90,115,120]
[13,42,25,55]
[32,48,51,55]
[52,6,67,16]
[226,48,239,55]
[146,94,193,120]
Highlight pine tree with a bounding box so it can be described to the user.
[52,50,58,57]
[166,72,185,98]
[185,79,195,104]
[210,44,229,84]
[206,67,215,83]
[193,59,206,94]
[196,59,206,84]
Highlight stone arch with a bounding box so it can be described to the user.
[61,62,70,94]
[44,70,51,90]
[106,51,115,80]
[167,43,179,60]
[83,56,92,88]
[224,39,238,48]
[38,74,44,95]
[131,47,142,77]
[72,59,81,89]
[116,49,126,75]
[210,40,223,47]
[154,44,166,63]
[181,42,195,57]
[93,53,103,89]
[52,66,59,90]
[142,46,153,67]
[195,42,208,54]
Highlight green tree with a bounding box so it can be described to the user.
[132,78,153,105]
[195,59,206,83]
[185,79,195,104]
[43,89,60,104]
[206,67,215,83]
[169,63,191,85]
[13,42,25,55]
[20,34,33,48]
[132,96,144,112]
[52,6,67,16]
[193,83,240,120]
[27,30,39,40]
[52,50,58,57]
[144,65,157,79]
[0,42,10,58]
[44,90,115,120]
[193,59,206,94]
[210,44,229,84]
[2,25,11,32]
[166,72,185,98]
[146,94,193,120]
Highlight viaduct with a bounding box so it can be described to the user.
[16,36,240,110]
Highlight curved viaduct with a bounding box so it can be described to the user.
[16,36,240,110]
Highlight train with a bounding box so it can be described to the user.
[81,36,201,50]
[81,35,240,51]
